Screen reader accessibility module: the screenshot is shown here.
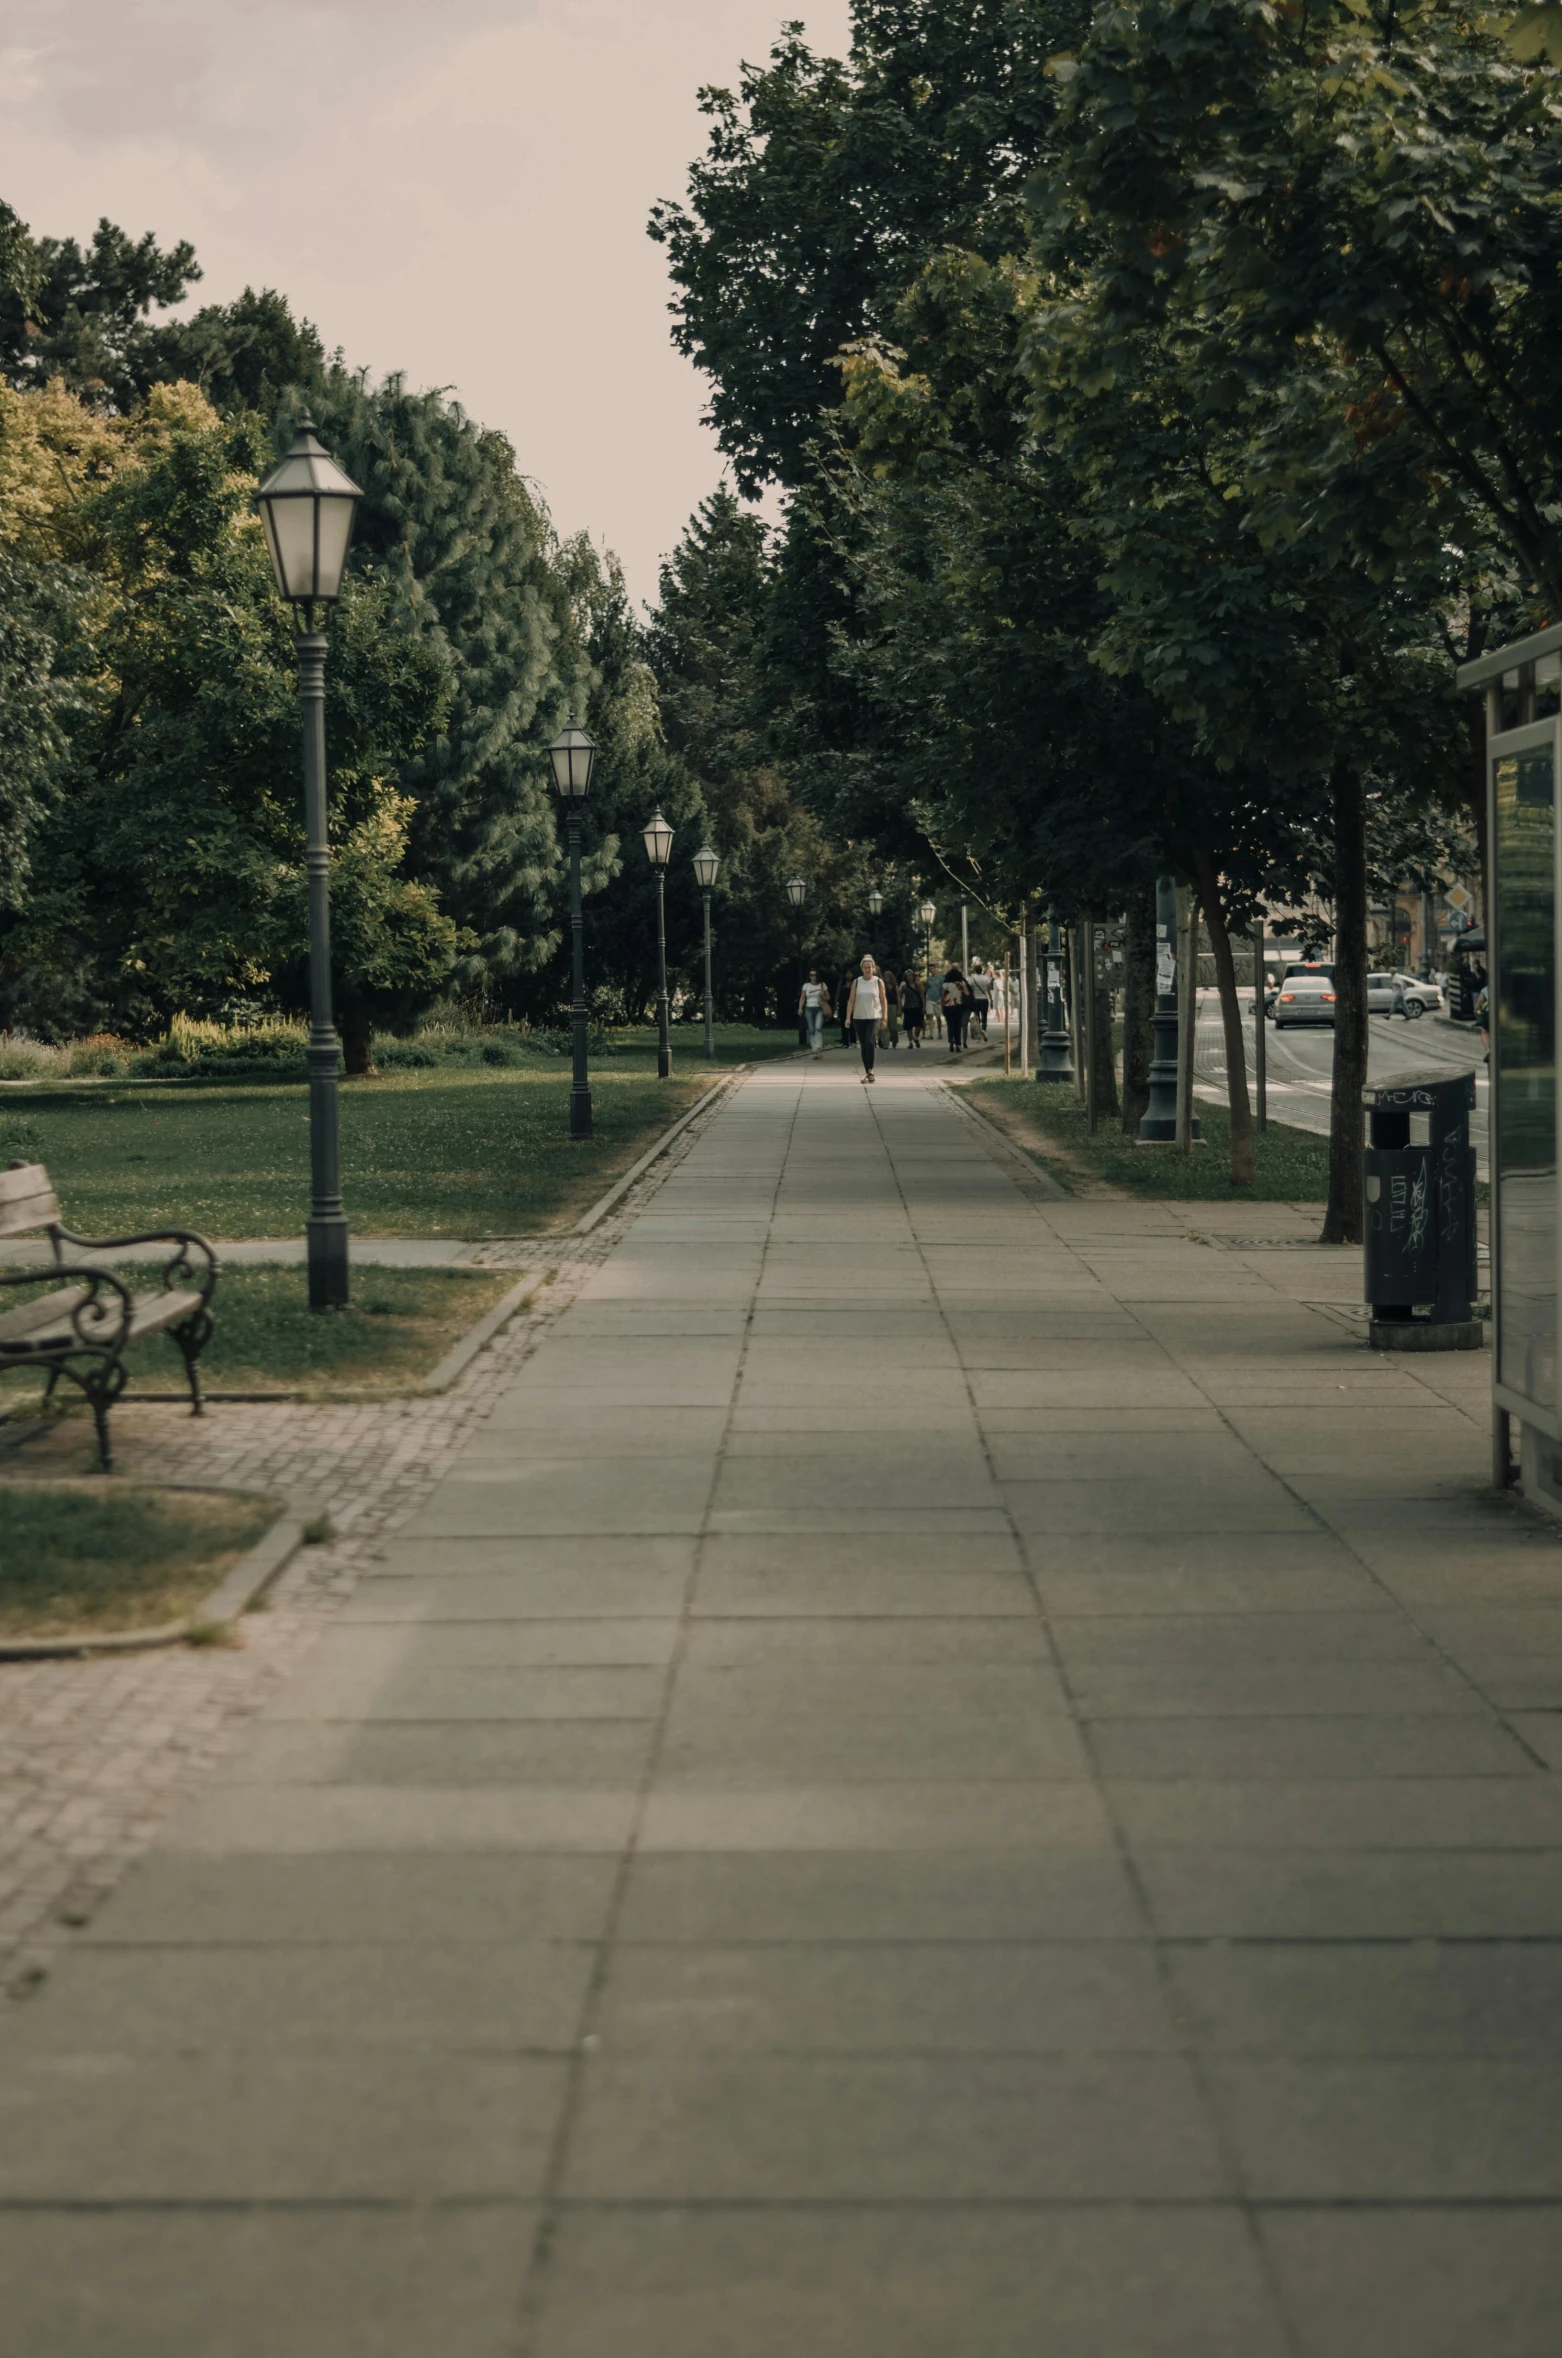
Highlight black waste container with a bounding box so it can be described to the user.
[1362,1069,1483,1350]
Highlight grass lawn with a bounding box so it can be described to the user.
[605,1023,801,1068]
[966,1076,1332,1201]
[0,1482,275,1637]
[0,1264,520,1410]
[0,1063,721,1238]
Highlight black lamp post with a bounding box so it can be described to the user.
[256,418,364,1311]
[643,808,675,1078]
[549,714,597,1138]
[786,875,807,1044]
[919,897,937,1033]
[1038,906,1075,1083]
[1139,873,1193,1141]
[693,843,719,1058]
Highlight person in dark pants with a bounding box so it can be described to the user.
[901,969,926,1048]
[941,967,967,1053]
[849,957,888,1083]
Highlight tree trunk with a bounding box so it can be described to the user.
[1120,885,1155,1134]
[1191,849,1255,1188]
[340,1001,376,1077]
[1322,754,1368,1244]
[1092,954,1119,1123]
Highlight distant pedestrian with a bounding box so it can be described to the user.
[838,963,856,1048]
[849,956,888,1083]
[901,968,926,1048]
[797,969,831,1058]
[941,967,967,1053]
[882,966,901,1051]
[969,963,991,1040]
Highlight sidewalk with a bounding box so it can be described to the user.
[4,1056,1562,2355]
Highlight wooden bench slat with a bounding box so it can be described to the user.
[0,1162,50,1203]
[0,1285,88,1343]
[0,1187,62,1239]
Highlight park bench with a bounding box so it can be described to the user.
[0,1161,218,1471]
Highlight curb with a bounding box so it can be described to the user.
[0,1498,306,1661]
[939,1079,1071,1199]
[416,1273,537,1394]
[572,1075,740,1234]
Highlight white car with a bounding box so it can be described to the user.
[1367,972,1440,1020]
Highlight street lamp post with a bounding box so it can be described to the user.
[549,714,597,1139]
[919,897,938,1036]
[1038,907,1075,1083]
[256,418,364,1311]
[642,809,675,1078]
[694,843,719,1058]
[786,875,807,1045]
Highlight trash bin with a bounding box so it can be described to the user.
[1362,1069,1483,1350]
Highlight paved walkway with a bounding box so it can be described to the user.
[4,1057,1562,2355]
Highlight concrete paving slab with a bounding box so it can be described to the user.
[1135,1848,1562,1937]
[594,1939,1178,2053]
[636,1782,1110,1853]
[81,1852,617,1945]
[615,1851,1145,1942]
[530,2207,1289,2358]
[1207,2055,1562,2197]
[0,2051,567,2199]
[3,1940,594,2054]
[561,2052,1228,2200]
[210,1719,656,1788]
[1164,1939,1562,2056]
[0,2209,539,2358]
[1258,2209,1562,2358]
[1090,1714,1534,1779]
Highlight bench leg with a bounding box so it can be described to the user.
[79,1361,127,1473]
[173,1308,213,1418]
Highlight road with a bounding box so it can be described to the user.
[1192,990,1490,1177]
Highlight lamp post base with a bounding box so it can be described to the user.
[570,1084,593,1141]
[1037,1029,1074,1083]
[306,1216,350,1311]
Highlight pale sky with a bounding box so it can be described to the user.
[0,0,855,605]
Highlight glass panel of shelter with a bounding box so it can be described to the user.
[1490,716,1559,1417]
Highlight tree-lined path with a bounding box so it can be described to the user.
[3,1058,1560,2356]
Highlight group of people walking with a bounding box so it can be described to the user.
[798,958,999,1083]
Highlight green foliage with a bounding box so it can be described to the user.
[0,386,455,1034]
[298,373,573,998]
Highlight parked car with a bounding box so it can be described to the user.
[1273,975,1337,1028]
[1390,971,1443,1015]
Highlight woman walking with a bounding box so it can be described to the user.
[796,969,832,1058]
[941,967,967,1054]
[901,967,926,1049]
[849,956,888,1083]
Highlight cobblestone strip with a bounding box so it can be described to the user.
[0,1085,737,1995]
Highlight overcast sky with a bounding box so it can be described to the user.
[0,0,854,605]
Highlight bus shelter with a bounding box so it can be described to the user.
[1457,625,1562,1501]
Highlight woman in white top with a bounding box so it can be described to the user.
[796,969,832,1057]
[850,956,887,1084]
